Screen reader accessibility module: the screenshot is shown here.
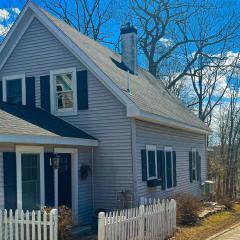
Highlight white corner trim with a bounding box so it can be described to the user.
[50,67,77,116]
[16,145,45,210]
[0,134,98,146]
[2,74,26,105]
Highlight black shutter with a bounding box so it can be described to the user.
[77,70,88,110]
[157,151,162,180]
[141,149,147,181]
[3,152,17,210]
[0,81,2,102]
[44,153,54,207]
[197,152,201,181]
[173,151,177,187]
[159,151,166,190]
[26,77,35,107]
[40,75,50,112]
[189,151,193,183]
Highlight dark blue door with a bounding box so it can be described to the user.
[58,153,72,208]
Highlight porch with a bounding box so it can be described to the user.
[0,102,98,224]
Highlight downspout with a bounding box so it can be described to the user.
[91,147,95,211]
[131,118,138,206]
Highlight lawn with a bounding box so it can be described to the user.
[175,203,240,240]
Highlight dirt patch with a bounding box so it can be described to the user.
[175,203,240,240]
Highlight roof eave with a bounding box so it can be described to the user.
[127,107,212,135]
[0,134,98,146]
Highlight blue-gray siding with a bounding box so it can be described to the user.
[135,120,207,201]
[0,9,208,220]
[0,15,133,214]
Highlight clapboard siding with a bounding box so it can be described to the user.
[63,71,133,210]
[78,147,92,224]
[0,17,133,213]
[0,144,92,222]
[135,120,207,201]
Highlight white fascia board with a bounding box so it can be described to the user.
[29,2,135,109]
[0,2,30,53]
[0,14,35,70]
[0,134,98,146]
[130,110,212,135]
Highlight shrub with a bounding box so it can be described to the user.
[42,205,73,240]
[176,193,202,226]
[218,197,234,210]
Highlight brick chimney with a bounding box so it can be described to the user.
[120,23,138,74]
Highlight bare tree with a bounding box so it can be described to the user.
[214,81,240,199]
[40,0,117,43]
[131,0,240,88]
[130,0,200,77]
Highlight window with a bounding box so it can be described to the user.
[21,153,40,210]
[50,68,77,116]
[146,145,157,180]
[164,146,174,189]
[2,74,26,105]
[16,146,44,211]
[192,148,197,181]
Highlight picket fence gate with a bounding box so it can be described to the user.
[0,209,58,240]
[98,198,176,240]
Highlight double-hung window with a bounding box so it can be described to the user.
[146,145,157,180]
[164,146,174,189]
[2,74,26,105]
[50,68,77,116]
[16,146,44,211]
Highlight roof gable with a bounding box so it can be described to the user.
[0,1,211,134]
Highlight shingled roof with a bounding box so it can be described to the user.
[0,102,97,145]
[0,2,211,134]
[39,8,210,134]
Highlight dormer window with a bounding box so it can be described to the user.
[50,68,77,116]
[2,74,26,105]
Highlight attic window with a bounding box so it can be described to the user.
[50,68,77,116]
[2,74,26,105]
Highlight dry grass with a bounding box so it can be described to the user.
[175,203,240,240]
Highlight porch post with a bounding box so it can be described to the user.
[54,168,58,208]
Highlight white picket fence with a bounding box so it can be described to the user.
[0,209,58,240]
[98,198,176,240]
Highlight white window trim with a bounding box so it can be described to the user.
[16,145,45,210]
[146,145,157,180]
[50,68,77,116]
[54,148,78,222]
[192,148,197,182]
[2,74,26,105]
[164,146,175,190]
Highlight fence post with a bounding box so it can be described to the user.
[98,212,105,240]
[51,209,58,240]
[139,205,145,240]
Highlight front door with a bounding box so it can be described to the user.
[58,153,72,208]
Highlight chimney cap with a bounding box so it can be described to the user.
[120,22,137,35]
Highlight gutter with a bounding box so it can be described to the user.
[0,134,99,146]
[127,106,212,135]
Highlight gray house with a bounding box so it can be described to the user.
[0,1,210,225]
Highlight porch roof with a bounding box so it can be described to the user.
[0,102,98,146]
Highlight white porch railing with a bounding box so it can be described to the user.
[98,198,176,240]
[0,209,58,240]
